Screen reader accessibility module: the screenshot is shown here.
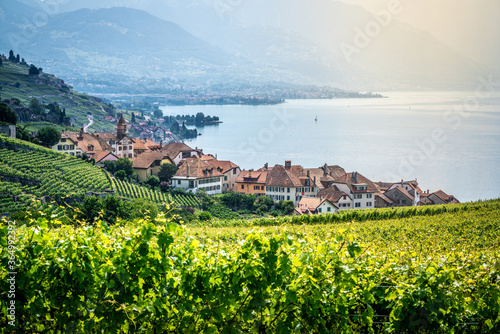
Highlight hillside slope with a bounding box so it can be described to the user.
[0,57,116,131]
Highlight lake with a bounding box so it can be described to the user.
[161,91,500,202]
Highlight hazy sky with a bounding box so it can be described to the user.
[340,0,500,67]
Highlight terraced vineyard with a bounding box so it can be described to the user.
[109,174,201,208]
[0,136,110,214]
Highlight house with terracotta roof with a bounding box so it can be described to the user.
[295,197,338,215]
[427,190,460,205]
[51,136,78,156]
[160,142,202,166]
[208,159,241,192]
[330,171,377,209]
[132,152,174,182]
[236,169,268,197]
[93,151,119,165]
[375,193,394,208]
[171,156,224,195]
[62,129,106,157]
[317,185,353,210]
[265,161,317,205]
[383,186,415,207]
[305,164,347,190]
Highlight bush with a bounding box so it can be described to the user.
[198,211,212,221]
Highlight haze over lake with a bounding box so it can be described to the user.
[162,91,500,203]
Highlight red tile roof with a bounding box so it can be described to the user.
[174,156,224,179]
[132,152,172,169]
[236,170,268,184]
[333,172,378,193]
[266,164,314,187]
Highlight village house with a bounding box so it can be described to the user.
[236,168,268,197]
[329,171,378,209]
[305,164,347,190]
[426,190,460,205]
[317,185,353,210]
[200,155,241,192]
[295,197,339,215]
[265,161,317,205]
[171,156,224,195]
[59,129,107,157]
[383,186,416,207]
[93,151,119,165]
[132,152,174,182]
[373,180,422,207]
[51,135,78,156]
[160,142,202,166]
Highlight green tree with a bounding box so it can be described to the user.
[78,196,103,223]
[37,126,61,147]
[158,163,178,183]
[131,112,136,123]
[0,58,3,67]
[0,102,17,124]
[195,112,205,124]
[153,109,163,119]
[198,211,212,221]
[146,175,160,190]
[115,170,126,180]
[8,50,16,62]
[29,98,43,115]
[28,64,40,75]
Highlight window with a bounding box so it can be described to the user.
[318,208,322,213]
[70,145,75,150]
[254,186,260,190]
[287,196,290,200]
[178,180,181,185]
[61,138,66,142]
[355,202,361,208]
[233,169,237,174]
[354,194,362,199]
[367,202,372,207]
[224,176,228,181]
[327,207,331,212]
[241,185,244,190]
[57,145,62,150]
[287,188,290,193]
[129,146,132,150]
[367,194,373,198]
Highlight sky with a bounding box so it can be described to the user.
[340,0,500,67]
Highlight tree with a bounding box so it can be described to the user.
[198,211,212,221]
[8,50,15,62]
[37,126,61,147]
[0,58,3,67]
[0,102,17,125]
[131,112,136,123]
[115,170,126,180]
[16,54,20,63]
[146,175,160,190]
[195,112,205,124]
[153,109,163,120]
[29,98,43,114]
[28,64,40,75]
[158,163,178,183]
[78,196,103,224]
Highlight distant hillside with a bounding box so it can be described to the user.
[0,55,116,131]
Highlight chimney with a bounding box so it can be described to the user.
[264,163,268,170]
[307,170,310,178]
[78,127,84,140]
[160,140,163,148]
[352,171,358,183]
[285,161,291,170]
[401,179,404,187]
[313,176,316,185]
[323,163,328,176]
[186,165,190,177]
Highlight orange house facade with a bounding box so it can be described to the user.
[235,170,268,197]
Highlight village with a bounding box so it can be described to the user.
[51,114,460,215]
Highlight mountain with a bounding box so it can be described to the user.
[1,0,489,91]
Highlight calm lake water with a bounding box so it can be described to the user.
[161,91,500,202]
